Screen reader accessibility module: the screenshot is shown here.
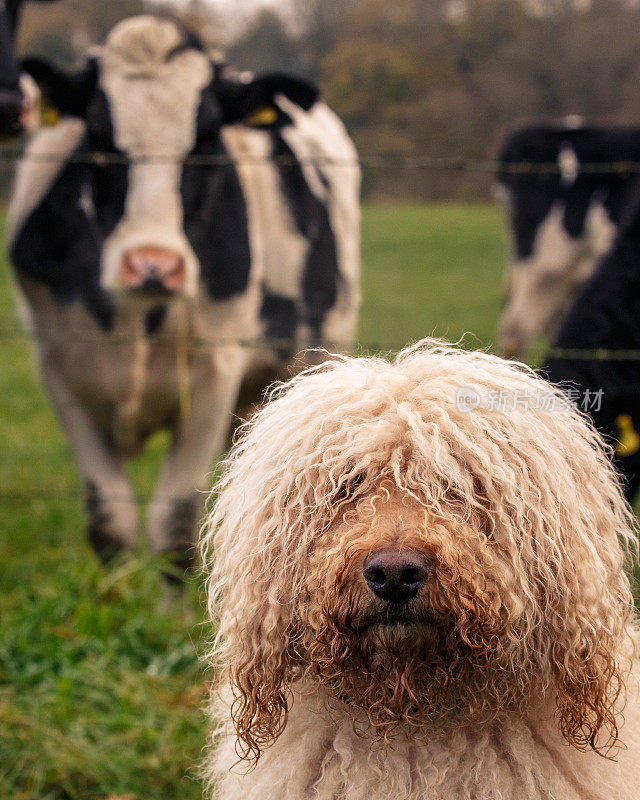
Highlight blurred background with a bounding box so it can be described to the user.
[20,0,640,200]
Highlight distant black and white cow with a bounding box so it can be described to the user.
[9,15,360,569]
[0,0,59,135]
[496,122,640,359]
[541,185,640,503]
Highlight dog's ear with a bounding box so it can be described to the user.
[227,603,298,763]
[204,505,302,763]
[552,625,626,756]
[513,424,635,757]
[543,535,632,756]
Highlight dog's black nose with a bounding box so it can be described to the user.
[363,549,431,603]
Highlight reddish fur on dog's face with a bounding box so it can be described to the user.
[302,486,533,744]
[221,479,631,765]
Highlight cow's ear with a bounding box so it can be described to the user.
[217,72,318,126]
[21,57,98,118]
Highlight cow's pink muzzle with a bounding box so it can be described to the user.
[122,246,186,294]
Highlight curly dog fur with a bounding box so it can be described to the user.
[201,340,640,799]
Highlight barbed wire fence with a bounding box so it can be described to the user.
[3,147,640,508]
[5,147,640,172]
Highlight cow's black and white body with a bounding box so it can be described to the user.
[496,123,640,359]
[9,16,360,567]
[541,185,640,504]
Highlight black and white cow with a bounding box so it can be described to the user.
[496,122,640,359]
[541,185,640,504]
[10,15,360,569]
[0,0,58,135]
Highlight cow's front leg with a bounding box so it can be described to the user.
[146,346,249,575]
[41,364,138,559]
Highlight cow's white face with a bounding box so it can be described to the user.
[98,17,212,298]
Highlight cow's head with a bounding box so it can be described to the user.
[22,15,317,300]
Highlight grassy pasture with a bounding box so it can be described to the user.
[0,202,512,799]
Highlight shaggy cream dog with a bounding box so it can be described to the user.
[201,340,640,800]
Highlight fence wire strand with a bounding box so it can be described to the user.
[3,327,640,362]
[3,147,640,174]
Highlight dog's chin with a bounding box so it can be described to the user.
[353,605,445,649]
[366,622,438,653]
[308,604,460,738]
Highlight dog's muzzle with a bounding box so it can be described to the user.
[363,549,431,603]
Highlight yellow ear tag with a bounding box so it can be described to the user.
[614,414,640,457]
[40,101,60,127]
[243,106,278,127]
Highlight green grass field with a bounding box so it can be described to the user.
[0,202,510,799]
